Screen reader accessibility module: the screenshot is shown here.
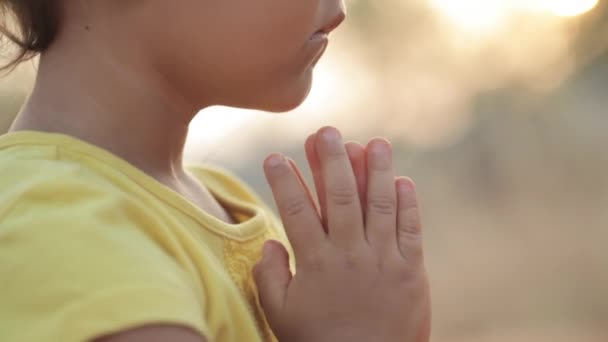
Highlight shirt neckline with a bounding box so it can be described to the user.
[0,130,269,241]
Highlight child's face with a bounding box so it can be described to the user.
[123,0,346,112]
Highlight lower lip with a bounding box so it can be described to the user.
[307,32,329,65]
[309,32,329,43]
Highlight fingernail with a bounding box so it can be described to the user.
[321,127,341,142]
[369,140,391,168]
[397,179,409,194]
[267,154,285,168]
[371,141,389,154]
[397,178,415,193]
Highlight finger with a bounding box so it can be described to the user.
[308,137,367,231]
[396,177,424,264]
[315,127,365,247]
[305,133,327,229]
[253,240,292,325]
[365,138,398,250]
[345,141,367,215]
[287,157,320,218]
[264,153,326,257]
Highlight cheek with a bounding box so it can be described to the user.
[144,0,321,107]
[164,0,320,68]
[223,0,321,71]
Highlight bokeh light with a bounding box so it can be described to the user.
[542,0,599,17]
[428,0,509,32]
[429,0,599,34]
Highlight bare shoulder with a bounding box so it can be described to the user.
[94,325,207,342]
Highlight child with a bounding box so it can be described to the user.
[0,1,431,341]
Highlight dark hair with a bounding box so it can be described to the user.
[0,0,59,72]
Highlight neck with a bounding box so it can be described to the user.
[11,23,205,180]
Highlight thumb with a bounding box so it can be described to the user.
[253,240,291,321]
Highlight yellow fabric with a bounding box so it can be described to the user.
[0,131,289,342]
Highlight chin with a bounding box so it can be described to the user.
[261,89,311,113]
[236,69,314,113]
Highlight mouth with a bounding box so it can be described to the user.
[305,10,345,65]
[309,31,329,43]
[305,30,329,67]
[309,9,346,42]
[310,40,329,66]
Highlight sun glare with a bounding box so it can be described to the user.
[540,0,599,17]
[298,58,343,116]
[428,0,508,32]
[185,106,257,156]
[429,0,600,32]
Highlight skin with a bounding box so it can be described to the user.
[8,0,431,341]
[11,0,345,220]
[258,127,431,342]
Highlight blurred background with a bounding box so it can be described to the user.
[2,0,608,340]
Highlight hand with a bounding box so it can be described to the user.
[255,126,431,342]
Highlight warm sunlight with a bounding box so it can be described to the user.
[429,0,600,33]
[296,58,344,118]
[186,106,257,157]
[428,0,508,32]
[540,0,599,17]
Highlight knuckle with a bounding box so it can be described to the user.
[391,262,418,283]
[369,195,397,215]
[328,186,358,206]
[407,242,425,261]
[398,233,425,262]
[399,223,423,244]
[339,247,368,270]
[302,253,325,272]
[400,225,422,242]
[400,208,422,234]
[281,196,308,217]
[405,269,428,292]
[341,251,361,270]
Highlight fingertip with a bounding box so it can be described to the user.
[317,126,342,144]
[345,140,363,147]
[254,240,291,320]
[396,177,422,238]
[262,240,276,257]
[264,153,287,171]
[305,133,320,165]
[345,141,365,157]
[258,240,291,273]
[366,137,392,151]
[264,239,287,257]
[396,177,420,216]
[346,141,367,198]
[366,138,393,172]
[396,177,416,195]
[305,133,317,148]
